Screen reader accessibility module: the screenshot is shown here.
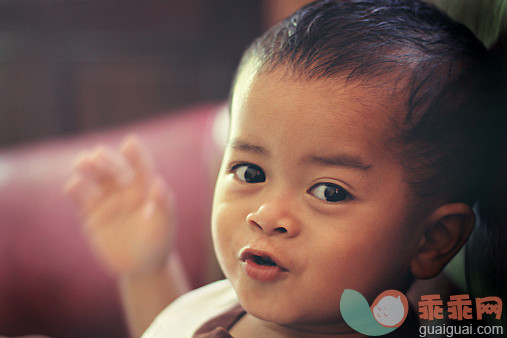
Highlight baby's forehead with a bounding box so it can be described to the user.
[235,61,407,114]
[231,67,406,158]
[237,66,405,128]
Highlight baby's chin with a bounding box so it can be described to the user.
[236,292,299,323]
[247,309,354,335]
[243,301,303,325]
[239,296,346,332]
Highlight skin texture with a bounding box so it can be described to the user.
[212,66,434,335]
[212,61,473,336]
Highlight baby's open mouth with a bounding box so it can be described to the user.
[239,248,288,282]
[239,248,287,270]
[252,254,277,266]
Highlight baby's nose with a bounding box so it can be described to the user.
[246,203,301,237]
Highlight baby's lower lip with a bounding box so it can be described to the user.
[242,257,286,282]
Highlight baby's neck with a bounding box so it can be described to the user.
[230,313,364,338]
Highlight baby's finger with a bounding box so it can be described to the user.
[72,150,93,174]
[143,176,175,247]
[73,147,133,187]
[120,135,155,183]
[72,149,108,183]
[63,174,102,211]
[144,175,173,218]
[92,146,134,186]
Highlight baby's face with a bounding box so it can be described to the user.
[211,66,427,332]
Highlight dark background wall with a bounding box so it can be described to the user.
[1,0,504,149]
[0,0,262,148]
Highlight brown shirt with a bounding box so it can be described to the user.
[193,304,245,338]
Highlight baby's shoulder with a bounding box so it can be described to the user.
[142,279,238,337]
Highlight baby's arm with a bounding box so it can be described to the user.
[64,136,190,338]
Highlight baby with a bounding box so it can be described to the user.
[65,0,504,337]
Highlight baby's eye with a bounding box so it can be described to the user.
[231,163,266,183]
[308,183,351,202]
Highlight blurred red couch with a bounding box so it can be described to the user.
[0,103,226,337]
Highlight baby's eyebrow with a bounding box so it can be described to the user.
[229,139,372,170]
[229,139,268,155]
[300,154,373,170]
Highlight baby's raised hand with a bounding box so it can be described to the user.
[65,136,174,276]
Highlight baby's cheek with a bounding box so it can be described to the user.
[211,202,243,271]
[211,202,229,235]
[211,203,230,246]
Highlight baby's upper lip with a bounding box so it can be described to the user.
[239,247,289,271]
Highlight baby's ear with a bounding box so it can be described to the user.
[410,203,474,279]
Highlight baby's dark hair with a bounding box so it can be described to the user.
[233,0,505,210]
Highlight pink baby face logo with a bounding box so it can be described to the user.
[371,290,409,328]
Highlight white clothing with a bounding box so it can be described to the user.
[142,279,238,338]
